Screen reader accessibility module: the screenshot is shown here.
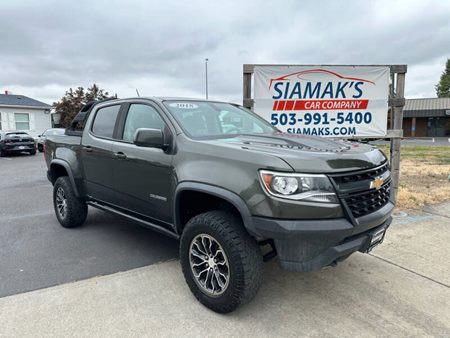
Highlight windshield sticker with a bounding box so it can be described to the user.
[169,102,199,109]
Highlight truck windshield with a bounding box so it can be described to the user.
[163,101,277,139]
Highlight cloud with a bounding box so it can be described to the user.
[0,0,449,104]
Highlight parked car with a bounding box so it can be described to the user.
[0,131,36,156]
[37,128,65,152]
[44,98,393,313]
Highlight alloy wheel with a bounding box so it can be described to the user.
[56,187,68,219]
[189,234,230,297]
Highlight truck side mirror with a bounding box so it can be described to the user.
[133,128,166,149]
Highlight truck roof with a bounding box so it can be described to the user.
[98,97,235,105]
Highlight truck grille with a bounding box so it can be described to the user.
[332,161,389,184]
[344,182,391,218]
[329,161,391,219]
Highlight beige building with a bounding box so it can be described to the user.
[403,98,450,137]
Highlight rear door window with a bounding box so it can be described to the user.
[91,105,121,138]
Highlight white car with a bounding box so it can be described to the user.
[37,128,65,152]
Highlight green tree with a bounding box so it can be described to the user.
[435,58,450,98]
[53,84,112,127]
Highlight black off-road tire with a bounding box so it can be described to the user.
[53,176,88,228]
[0,148,5,157]
[180,210,263,313]
[30,148,36,155]
[38,144,44,152]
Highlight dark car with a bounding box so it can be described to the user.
[45,97,393,313]
[37,128,65,152]
[0,131,36,156]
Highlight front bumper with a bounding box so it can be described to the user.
[252,201,394,272]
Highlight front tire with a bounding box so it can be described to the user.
[180,210,263,313]
[38,144,44,152]
[30,148,36,155]
[53,176,87,228]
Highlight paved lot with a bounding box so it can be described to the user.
[1,153,449,337]
[0,153,178,297]
[0,208,449,337]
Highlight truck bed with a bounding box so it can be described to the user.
[44,134,82,168]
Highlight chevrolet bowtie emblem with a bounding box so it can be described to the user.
[370,176,384,190]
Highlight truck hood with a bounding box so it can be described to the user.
[207,133,386,173]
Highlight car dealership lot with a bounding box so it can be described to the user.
[1,153,449,336]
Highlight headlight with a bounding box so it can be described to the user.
[259,170,338,203]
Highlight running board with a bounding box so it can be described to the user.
[87,201,179,240]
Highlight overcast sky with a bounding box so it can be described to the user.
[0,0,449,104]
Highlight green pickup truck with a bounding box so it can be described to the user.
[45,97,393,313]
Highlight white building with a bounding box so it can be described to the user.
[0,93,52,138]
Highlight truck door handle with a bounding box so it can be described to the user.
[83,145,93,152]
[115,152,127,160]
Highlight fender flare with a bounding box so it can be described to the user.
[49,159,81,197]
[174,182,256,236]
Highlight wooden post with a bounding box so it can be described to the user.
[243,64,254,110]
[411,117,416,137]
[390,70,406,202]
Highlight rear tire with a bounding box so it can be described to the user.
[38,144,44,152]
[53,176,87,228]
[180,210,263,313]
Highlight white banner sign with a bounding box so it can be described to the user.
[253,65,390,137]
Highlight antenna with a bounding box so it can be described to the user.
[136,89,140,97]
[205,58,209,99]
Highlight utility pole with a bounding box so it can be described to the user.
[205,58,209,100]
